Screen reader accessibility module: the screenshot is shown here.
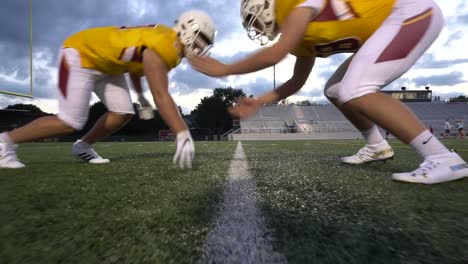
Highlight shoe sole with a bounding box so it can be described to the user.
[89,159,110,164]
[392,175,467,185]
[342,155,394,165]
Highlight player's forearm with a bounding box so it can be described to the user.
[153,94,187,133]
[228,47,284,75]
[257,79,303,105]
[142,49,186,133]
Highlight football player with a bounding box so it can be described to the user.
[0,10,216,170]
[189,0,468,184]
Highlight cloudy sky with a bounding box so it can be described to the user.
[0,0,467,114]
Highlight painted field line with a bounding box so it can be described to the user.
[201,141,286,264]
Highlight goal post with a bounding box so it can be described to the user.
[0,0,33,98]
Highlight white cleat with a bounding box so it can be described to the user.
[71,140,110,164]
[392,152,468,184]
[0,142,25,169]
[341,141,394,165]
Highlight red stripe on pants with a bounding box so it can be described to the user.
[58,57,69,98]
[376,8,432,63]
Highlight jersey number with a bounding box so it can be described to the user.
[314,37,361,57]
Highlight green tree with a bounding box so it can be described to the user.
[4,104,44,113]
[449,95,468,102]
[191,87,246,132]
[82,102,168,138]
[297,100,312,106]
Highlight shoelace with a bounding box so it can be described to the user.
[357,146,373,159]
[411,160,440,176]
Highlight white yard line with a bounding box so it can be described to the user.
[201,141,286,264]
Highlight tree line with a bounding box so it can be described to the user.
[5,89,466,140]
[3,87,246,139]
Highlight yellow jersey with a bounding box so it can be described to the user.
[275,0,396,57]
[63,24,183,75]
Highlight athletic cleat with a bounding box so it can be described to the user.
[341,141,394,165]
[392,152,468,184]
[0,142,25,169]
[71,140,110,164]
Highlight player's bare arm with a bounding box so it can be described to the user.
[143,48,187,133]
[189,7,315,77]
[130,72,154,119]
[229,56,315,119]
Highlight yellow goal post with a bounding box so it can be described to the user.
[0,0,33,98]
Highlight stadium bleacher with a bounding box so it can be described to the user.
[232,102,468,140]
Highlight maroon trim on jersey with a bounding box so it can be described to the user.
[58,57,69,98]
[315,0,338,22]
[118,48,126,61]
[131,47,143,62]
[375,8,432,63]
[345,2,360,19]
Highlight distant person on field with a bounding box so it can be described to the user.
[0,10,216,170]
[190,0,468,184]
[443,119,451,139]
[456,121,465,139]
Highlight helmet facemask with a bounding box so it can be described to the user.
[186,24,214,56]
[241,0,277,46]
[174,11,216,56]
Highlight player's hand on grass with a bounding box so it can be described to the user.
[228,97,262,119]
[188,56,228,77]
[173,130,195,169]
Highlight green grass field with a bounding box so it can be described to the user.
[1,140,467,263]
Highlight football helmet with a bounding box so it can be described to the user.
[174,10,216,56]
[241,0,277,45]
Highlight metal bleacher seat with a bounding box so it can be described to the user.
[239,102,467,136]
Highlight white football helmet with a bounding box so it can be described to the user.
[174,10,216,56]
[241,0,277,46]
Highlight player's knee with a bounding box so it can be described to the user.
[110,112,134,123]
[63,124,78,134]
[60,120,79,135]
[57,114,86,132]
[324,83,340,100]
[58,119,80,134]
[337,85,380,104]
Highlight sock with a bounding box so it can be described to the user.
[78,139,92,148]
[0,132,13,144]
[410,130,450,159]
[361,125,385,145]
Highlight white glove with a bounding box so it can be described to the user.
[138,107,154,120]
[137,94,154,120]
[173,130,195,169]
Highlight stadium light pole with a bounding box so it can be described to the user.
[29,0,33,96]
[273,64,276,90]
[266,35,280,92]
